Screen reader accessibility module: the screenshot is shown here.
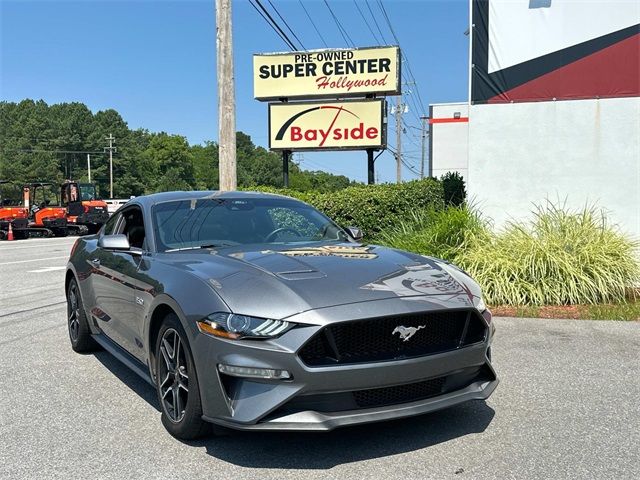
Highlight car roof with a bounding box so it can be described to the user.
[132,190,299,208]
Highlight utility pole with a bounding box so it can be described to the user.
[394,97,403,183]
[104,134,116,199]
[216,0,237,191]
[420,115,428,179]
[87,154,91,183]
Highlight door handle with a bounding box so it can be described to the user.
[89,258,100,267]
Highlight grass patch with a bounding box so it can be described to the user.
[490,300,640,321]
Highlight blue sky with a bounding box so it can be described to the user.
[1,0,470,183]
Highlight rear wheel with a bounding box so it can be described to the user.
[155,314,210,440]
[66,278,98,352]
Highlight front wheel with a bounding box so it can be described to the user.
[66,278,98,352]
[155,314,210,440]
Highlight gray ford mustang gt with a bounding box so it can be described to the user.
[65,191,498,439]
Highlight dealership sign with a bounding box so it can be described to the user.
[269,99,386,151]
[254,46,400,100]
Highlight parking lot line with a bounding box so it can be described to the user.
[0,255,68,266]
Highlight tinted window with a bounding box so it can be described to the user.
[116,207,146,249]
[79,184,96,201]
[152,197,347,252]
[102,212,120,235]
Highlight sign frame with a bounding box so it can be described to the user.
[254,45,401,101]
[268,98,387,152]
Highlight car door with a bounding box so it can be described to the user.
[90,205,144,354]
[113,205,154,363]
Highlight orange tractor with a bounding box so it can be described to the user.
[24,182,82,237]
[0,180,30,240]
[60,181,109,234]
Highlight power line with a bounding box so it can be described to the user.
[365,0,387,44]
[267,0,306,50]
[403,63,427,114]
[402,80,424,123]
[387,145,420,177]
[377,0,400,44]
[3,148,105,154]
[377,0,427,116]
[353,0,381,45]
[323,0,355,47]
[298,0,328,47]
[249,0,298,50]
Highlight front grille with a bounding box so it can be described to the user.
[299,309,486,367]
[353,377,446,408]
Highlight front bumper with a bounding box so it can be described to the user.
[192,301,498,431]
[205,373,497,431]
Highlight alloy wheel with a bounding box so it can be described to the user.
[67,283,81,342]
[158,328,189,423]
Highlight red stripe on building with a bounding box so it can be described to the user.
[488,33,640,103]
[429,117,469,124]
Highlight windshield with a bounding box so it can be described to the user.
[79,184,97,201]
[153,197,348,252]
[32,185,59,207]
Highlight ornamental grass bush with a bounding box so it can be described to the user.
[377,201,639,306]
[457,203,640,306]
[377,204,488,262]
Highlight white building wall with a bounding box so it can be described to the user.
[467,97,640,238]
[429,103,469,179]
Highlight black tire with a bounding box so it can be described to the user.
[53,227,68,237]
[155,314,211,440]
[66,277,99,353]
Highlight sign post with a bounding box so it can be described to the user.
[282,150,290,188]
[367,149,375,185]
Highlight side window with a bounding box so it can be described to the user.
[102,212,120,236]
[116,206,146,250]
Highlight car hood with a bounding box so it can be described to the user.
[159,243,481,319]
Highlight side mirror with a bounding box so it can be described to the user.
[98,234,131,251]
[345,226,364,241]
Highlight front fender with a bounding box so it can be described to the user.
[140,263,230,372]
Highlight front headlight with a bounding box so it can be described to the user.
[476,297,487,313]
[197,312,293,340]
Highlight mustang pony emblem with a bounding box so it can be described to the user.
[392,325,426,342]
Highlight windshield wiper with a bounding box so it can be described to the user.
[165,242,236,252]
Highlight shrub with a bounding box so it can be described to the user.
[440,171,466,207]
[457,203,640,306]
[377,205,488,262]
[252,178,444,238]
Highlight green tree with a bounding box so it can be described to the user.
[142,133,195,192]
[192,142,219,190]
[0,99,358,196]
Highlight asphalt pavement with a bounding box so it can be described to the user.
[1,237,639,480]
